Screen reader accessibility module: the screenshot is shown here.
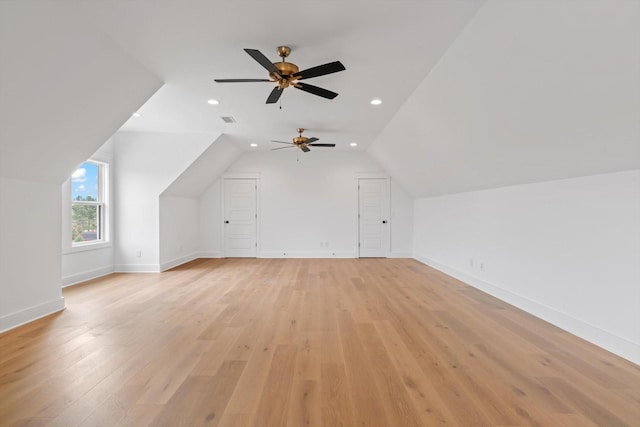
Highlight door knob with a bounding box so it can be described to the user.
[382,220,387,224]
[224,220,229,224]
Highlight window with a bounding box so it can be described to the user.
[71,161,108,246]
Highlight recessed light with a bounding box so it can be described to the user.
[350,142,358,147]
[370,99,382,105]
[207,99,219,105]
[132,112,141,117]
[250,143,258,147]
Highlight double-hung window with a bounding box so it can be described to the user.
[71,161,107,246]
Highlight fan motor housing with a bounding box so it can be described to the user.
[273,61,299,78]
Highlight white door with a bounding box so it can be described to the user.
[358,178,389,258]
[224,179,257,257]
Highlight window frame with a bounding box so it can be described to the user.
[70,160,110,250]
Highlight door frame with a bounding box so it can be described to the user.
[354,172,390,258]
[221,172,261,258]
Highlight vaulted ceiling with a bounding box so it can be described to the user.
[1,1,638,197]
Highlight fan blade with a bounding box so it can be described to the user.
[308,143,335,147]
[214,79,271,83]
[304,137,319,144]
[300,145,311,152]
[294,83,338,100]
[293,61,345,80]
[266,86,284,104]
[272,146,296,151]
[271,140,294,144]
[244,49,281,77]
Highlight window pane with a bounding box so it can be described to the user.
[71,162,99,202]
[72,204,100,243]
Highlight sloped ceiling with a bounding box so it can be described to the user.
[0,1,163,183]
[86,1,485,153]
[1,1,636,198]
[369,0,640,197]
[162,134,242,198]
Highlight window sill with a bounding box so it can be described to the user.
[63,241,112,255]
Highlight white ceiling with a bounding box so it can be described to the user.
[369,0,640,197]
[1,0,637,197]
[82,1,484,150]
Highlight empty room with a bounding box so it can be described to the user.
[0,1,638,426]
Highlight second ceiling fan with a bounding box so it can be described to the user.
[272,128,335,152]
[214,46,345,104]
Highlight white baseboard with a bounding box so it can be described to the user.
[259,250,357,259]
[160,253,199,272]
[62,266,114,288]
[413,253,640,365]
[113,264,161,273]
[0,297,65,334]
[198,251,224,258]
[388,252,413,258]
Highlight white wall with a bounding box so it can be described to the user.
[113,132,216,272]
[0,178,64,332]
[61,140,115,286]
[413,170,640,364]
[199,179,224,258]
[159,196,200,270]
[0,2,162,332]
[390,178,414,257]
[199,150,413,258]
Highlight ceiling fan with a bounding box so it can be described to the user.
[272,128,336,153]
[214,46,345,104]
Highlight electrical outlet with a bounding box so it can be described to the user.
[480,263,484,271]
[470,258,474,268]
[136,249,142,258]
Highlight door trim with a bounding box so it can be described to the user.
[354,173,390,258]
[221,173,261,258]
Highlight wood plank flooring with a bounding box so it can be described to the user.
[0,258,638,426]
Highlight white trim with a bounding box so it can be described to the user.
[63,241,112,254]
[114,264,161,273]
[259,251,357,259]
[356,176,391,258]
[199,251,224,258]
[222,175,260,258]
[353,171,389,179]
[388,252,413,258]
[413,253,640,365]
[0,297,65,334]
[160,253,199,271]
[62,266,114,287]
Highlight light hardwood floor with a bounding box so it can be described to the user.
[1,258,638,426]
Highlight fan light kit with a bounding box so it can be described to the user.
[215,46,346,104]
[272,128,336,153]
